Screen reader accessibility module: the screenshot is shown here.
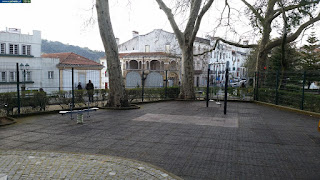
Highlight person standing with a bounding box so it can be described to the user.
[77,82,83,90]
[86,80,94,102]
[240,82,246,100]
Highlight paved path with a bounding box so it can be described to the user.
[0,150,179,179]
[1,101,320,179]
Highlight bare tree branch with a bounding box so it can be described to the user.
[155,0,184,45]
[265,12,320,50]
[184,0,202,40]
[241,0,264,23]
[193,37,258,57]
[191,0,215,44]
[271,0,320,22]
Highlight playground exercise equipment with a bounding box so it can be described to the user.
[59,102,99,124]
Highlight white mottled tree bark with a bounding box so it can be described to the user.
[156,0,214,100]
[96,0,129,107]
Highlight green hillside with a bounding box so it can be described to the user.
[41,40,105,62]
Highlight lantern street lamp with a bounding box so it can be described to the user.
[20,63,29,91]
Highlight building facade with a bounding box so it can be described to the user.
[99,58,109,89]
[0,28,60,93]
[42,52,103,91]
[209,39,250,86]
[117,29,211,87]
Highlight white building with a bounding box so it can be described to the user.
[209,39,250,86]
[42,52,103,91]
[117,29,211,87]
[99,58,109,89]
[0,28,60,93]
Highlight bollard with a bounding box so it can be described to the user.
[0,174,8,180]
[77,113,84,124]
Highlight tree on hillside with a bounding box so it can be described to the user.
[96,0,129,107]
[300,31,320,71]
[218,0,320,72]
[156,0,214,100]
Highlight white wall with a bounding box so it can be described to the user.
[118,29,211,87]
[0,56,59,93]
[118,29,181,54]
[0,30,41,57]
[99,58,109,89]
[62,69,101,91]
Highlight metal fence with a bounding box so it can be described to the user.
[254,71,320,113]
[1,67,319,116]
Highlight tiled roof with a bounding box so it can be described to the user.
[119,52,180,58]
[42,52,103,67]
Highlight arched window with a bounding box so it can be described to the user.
[150,60,160,70]
[129,60,138,69]
[169,61,177,70]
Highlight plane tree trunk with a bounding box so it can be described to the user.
[96,0,129,107]
[156,0,214,100]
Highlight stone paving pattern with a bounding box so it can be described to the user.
[1,101,320,179]
[0,150,178,179]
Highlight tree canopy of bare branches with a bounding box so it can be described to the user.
[156,0,215,99]
[221,0,320,71]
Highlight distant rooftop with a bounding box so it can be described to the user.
[42,52,103,68]
[0,28,21,34]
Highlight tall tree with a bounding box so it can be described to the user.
[300,31,320,70]
[96,0,129,107]
[300,31,320,89]
[269,44,301,72]
[218,0,320,72]
[156,0,214,99]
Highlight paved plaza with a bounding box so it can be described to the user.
[0,101,320,179]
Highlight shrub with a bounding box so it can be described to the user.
[0,92,17,116]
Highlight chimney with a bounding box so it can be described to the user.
[132,31,139,38]
[7,28,21,34]
[115,38,119,45]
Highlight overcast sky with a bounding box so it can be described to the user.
[0,0,175,51]
[0,0,318,51]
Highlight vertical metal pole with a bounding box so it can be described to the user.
[301,71,306,110]
[72,67,75,108]
[254,72,257,100]
[23,69,26,87]
[206,65,210,107]
[256,71,259,101]
[165,70,168,99]
[275,71,279,105]
[16,63,20,115]
[142,71,144,102]
[142,57,145,102]
[224,66,229,115]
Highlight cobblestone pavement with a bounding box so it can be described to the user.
[0,150,179,179]
[1,101,320,179]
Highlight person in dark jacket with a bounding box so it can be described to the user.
[77,82,83,90]
[86,80,94,102]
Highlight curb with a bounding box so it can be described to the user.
[254,101,320,118]
[0,116,16,126]
[100,104,140,110]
